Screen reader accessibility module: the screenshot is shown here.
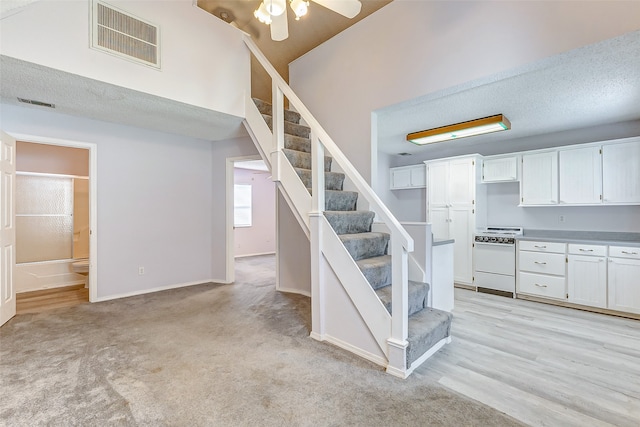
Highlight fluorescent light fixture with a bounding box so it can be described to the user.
[407,114,511,145]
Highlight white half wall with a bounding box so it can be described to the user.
[289,0,640,183]
[0,0,248,116]
[2,103,257,300]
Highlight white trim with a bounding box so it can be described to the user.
[16,171,89,180]
[319,334,388,369]
[276,286,311,297]
[234,251,276,259]
[92,278,224,302]
[402,336,451,378]
[9,133,99,303]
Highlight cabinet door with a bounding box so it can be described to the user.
[567,255,607,308]
[410,165,426,187]
[390,168,411,189]
[429,207,450,240]
[450,206,474,285]
[482,156,518,182]
[602,140,640,204]
[427,162,449,207]
[449,158,474,206]
[608,257,640,314]
[521,151,558,205]
[559,146,602,204]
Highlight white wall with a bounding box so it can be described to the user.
[234,168,276,257]
[2,103,258,300]
[289,0,640,183]
[0,0,248,116]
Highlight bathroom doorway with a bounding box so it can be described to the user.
[225,156,275,284]
[14,136,97,310]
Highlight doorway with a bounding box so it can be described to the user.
[225,156,275,283]
[13,135,98,304]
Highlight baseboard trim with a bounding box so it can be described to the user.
[406,336,451,376]
[320,334,388,368]
[234,252,276,259]
[92,279,226,302]
[276,286,311,297]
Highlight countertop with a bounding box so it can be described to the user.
[517,230,640,247]
[433,238,455,246]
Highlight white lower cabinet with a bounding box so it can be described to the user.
[567,244,607,308]
[517,240,566,300]
[608,246,640,314]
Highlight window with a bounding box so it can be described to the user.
[234,184,252,227]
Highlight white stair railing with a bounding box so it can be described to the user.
[242,36,414,368]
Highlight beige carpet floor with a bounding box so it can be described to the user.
[0,255,524,426]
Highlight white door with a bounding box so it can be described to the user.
[448,158,474,206]
[608,257,640,314]
[429,207,450,240]
[0,131,16,327]
[559,146,602,204]
[427,162,448,207]
[567,255,607,308]
[602,140,640,204]
[521,151,558,205]
[450,206,474,285]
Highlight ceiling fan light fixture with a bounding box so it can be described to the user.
[290,0,309,20]
[264,0,287,17]
[407,114,511,145]
[254,2,272,25]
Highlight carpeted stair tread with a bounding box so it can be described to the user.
[376,280,429,317]
[263,115,311,139]
[253,98,302,124]
[284,149,332,172]
[356,255,392,290]
[295,168,344,191]
[339,232,389,261]
[406,308,453,367]
[307,189,358,211]
[324,211,375,235]
[284,134,312,153]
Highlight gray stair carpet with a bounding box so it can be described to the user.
[254,98,452,370]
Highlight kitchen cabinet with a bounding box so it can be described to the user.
[482,155,519,183]
[389,164,426,190]
[426,155,483,286]
[559,146,602,205]
[608,246,640,314]
[567,244,607,308]
[517,240,566,300]
[602,139,640,204]
[520,151,558,205]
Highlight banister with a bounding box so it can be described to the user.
[243,35,413,253]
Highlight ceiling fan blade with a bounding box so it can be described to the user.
[312,0,362,19]
[270,7,289,41]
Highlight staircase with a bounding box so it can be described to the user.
[252,97,453,376]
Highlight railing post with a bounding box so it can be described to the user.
[311,132,325,213]
[387,235,409,375]
[310,131,326,340]
[271,82,285,182]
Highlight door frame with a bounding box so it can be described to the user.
[10,133,99,302]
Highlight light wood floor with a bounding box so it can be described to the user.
[419,289,640,426]
[16,284,89,315]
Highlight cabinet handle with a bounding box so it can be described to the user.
[579,249,594,252]
[534,261,547,265]
[534,283,548,288]
[534,245,547,249]
[622,251,638,255]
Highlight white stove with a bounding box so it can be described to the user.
[473,227,523,296]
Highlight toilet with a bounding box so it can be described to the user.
[72,259,90,288]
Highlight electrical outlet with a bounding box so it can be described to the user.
[138,266,145,275]
[559,215,565,223]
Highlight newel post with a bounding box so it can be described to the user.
[387,235,409,375]
[310,131,326,340]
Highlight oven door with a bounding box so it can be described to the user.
[474,242,515,276]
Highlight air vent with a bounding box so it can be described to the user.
[91,1,160,68]
[17,98,55,108]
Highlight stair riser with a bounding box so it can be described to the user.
[340,235,389,261]
[357,257,392,290]
[284,149,332,172]
[284,135,311,153]
[253,99,302,124]
[264,115,311,139]
[296,169,344,191]
[325,191,358,211]
[324,211,375,235]
[380,285,428,317]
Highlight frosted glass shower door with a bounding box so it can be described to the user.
[16,175,74,263]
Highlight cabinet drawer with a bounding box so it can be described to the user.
[518,240,566,254]
[568,243,607,257]
[609,246,640,260]
[518,272,566,299]
[519,251,566,276]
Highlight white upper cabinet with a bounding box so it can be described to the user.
[559,145,602,205]
[602,139,640,204]
[427,161,449,207]
[449,158,475,205]
[389,164,426,190]
[520,151,558,205]
[482,156,519,183]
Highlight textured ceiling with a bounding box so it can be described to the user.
[377,31,640,159]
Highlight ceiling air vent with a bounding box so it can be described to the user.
[91,1,160,68]
[17,98,55,108]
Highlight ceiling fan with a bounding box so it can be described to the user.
[254,0,362,41]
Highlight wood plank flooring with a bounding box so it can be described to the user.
[16,284,89,315]
[417,289,640,426]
